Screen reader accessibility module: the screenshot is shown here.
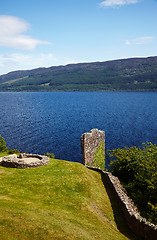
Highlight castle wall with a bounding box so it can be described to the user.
[81,129,157,239]
[81,129,105,166]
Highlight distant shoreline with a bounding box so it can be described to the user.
[0,89,157,92]
[0,56,157,92]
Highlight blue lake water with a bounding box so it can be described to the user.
[0,91,157,167]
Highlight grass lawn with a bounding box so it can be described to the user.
[0,156,139,240]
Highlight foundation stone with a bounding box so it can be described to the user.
[0,153,49,169]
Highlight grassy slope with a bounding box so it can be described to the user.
[0,157,139,240]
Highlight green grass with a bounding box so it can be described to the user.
[93,142,105,170]
[0,157,139,240]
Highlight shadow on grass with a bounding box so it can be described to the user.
[100,172,143,240]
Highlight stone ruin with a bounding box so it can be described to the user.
[102,170,157,240]
[81,128,105,166]
[0,153,49,169]
[81,129,157,240]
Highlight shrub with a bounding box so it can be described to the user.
[0,135,20,154]
[108,142,157,224]
[8,149,20,154]
[0,135,9,152]
[45,152,55,159]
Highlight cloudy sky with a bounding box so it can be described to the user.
[0,0,157,75]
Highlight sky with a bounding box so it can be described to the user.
[0,0,157,75]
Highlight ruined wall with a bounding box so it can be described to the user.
[104,171,157,240]
[0,153,49,169]
[81,129,157,239]
[86,166,157,240]
[81,129,105,167]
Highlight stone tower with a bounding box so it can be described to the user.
[81,129,105,167]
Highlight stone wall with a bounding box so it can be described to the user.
[86,166,157,239]
[81,129,105,167]
[0,153,49,169]
[81,129,157,239]
[104,170,157,240]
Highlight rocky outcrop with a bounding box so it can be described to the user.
[0,153,49,169]
[81,129,105,166]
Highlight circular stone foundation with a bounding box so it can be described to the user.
[0,153,49,169]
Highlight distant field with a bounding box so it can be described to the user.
[0,156,139,240]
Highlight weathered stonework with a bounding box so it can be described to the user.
[81,129,157,239]
[81,129,105,166]
[104,171,157,240]
[86,166,157,240]
[0,153,49,169]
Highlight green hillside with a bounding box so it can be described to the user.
[0,156,139,240]
[0,56,157,91]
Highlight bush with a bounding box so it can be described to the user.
[45,152,55,159]
[0,135,20,154]
[0,135,9,152]
[108,142,157,225]
[8,149,20,154]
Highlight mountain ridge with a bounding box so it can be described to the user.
[0,56,157,91]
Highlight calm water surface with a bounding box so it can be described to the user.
[0,91,157,166]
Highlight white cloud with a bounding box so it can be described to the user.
[0,15,51,50]
[100,0,138,7]
[126,36,155,45]
[0,53,73,75]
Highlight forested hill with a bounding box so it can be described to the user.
[0,56,157,91]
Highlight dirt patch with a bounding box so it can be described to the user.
[0,196,12,201]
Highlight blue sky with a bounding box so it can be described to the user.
[0,0,157,75]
